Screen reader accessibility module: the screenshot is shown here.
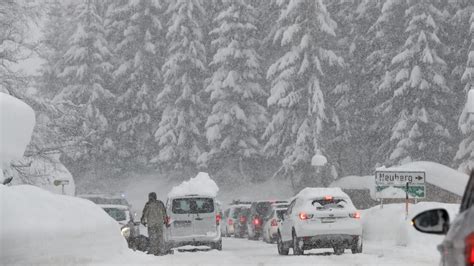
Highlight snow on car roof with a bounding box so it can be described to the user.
[294,187,349,200]
[168,172,219,198]
[97,204,130,210]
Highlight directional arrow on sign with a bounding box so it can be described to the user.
[415,175,423,181]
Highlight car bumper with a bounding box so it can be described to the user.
[168,233,221,248]
[301,234,360,249]
[295,219,362,237]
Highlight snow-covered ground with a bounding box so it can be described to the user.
[2,181,455,265]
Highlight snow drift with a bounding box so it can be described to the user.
[0,185,129,265]
[0,92,35,168]
[168,172,219,198]
[362,202,459,249]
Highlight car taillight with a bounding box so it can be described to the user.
[240,216,247,223]
[466,232,474,266]
[299,212,309,220]
[165,216,170,225]
[349,212,361,219]
[216,214,221,225]
[271,219,278,227]
[228,219,233,226]
[253,218,260,225]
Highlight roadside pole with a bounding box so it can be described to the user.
[405,182,409,220]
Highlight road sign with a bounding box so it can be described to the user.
[53,179,69,186]
[375,170,426,199]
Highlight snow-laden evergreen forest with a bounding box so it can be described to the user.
[2,0,473,190]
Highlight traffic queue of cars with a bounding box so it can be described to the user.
[221,187,363,256]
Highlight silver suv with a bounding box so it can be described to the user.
[412,171,474,266]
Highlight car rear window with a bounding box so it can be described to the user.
[276,210,286,220]
[103,208,127,221]
[231,207,244,218]
[255,202,272,217]
[172,198,214,214]
[311,198,348,210]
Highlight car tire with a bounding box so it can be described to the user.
[351,236,363,254]
[333,245,344,255]
[292,231,304,255]
[277,232,289,255]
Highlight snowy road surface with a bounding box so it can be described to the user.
[103,237,439,266]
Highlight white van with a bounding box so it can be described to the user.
[166,194,222,250]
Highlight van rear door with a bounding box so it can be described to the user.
[190,197,216,237]
[170,198,194,238]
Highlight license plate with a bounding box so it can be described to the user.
[321,218,336,223]
[174,220,192,227]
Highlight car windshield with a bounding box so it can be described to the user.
[312,198,348,210]
[172,198,214,214]
[103,208,127,222]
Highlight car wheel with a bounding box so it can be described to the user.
[292,231,304,255]
[333,245,344,255]
[277,233,289,255]
[351,236,363,254]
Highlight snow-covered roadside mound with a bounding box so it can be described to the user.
[0,185,130,265]
[362,202,459,253]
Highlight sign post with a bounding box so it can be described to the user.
[53,179,70,195]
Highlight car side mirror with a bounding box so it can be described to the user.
[412,208,450,235]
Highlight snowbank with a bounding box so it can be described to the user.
[397,161,468,196]
[0,185,129,265]
[168,172,219,198]
[0,93,36,168]
[362,202,459,249]
[330,175,376,198]
[330,161,469,198]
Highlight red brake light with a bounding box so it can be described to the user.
[253,218,260,225]
[350,212,361,219]
[466,232,474,266]
[227,219,233,226]
[299,212,308,220]
[324,195,333,200]
[216,214,221,225]
[271,219,278,227]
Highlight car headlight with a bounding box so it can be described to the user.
[121,226,131,238]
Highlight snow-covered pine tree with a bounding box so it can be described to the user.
[54,0,114,163]
[203,0,267,172]
[153,0,207,170]
[263,0,342,187]
[39,1,74,98]
[454,9,474,172]
[111,0,166,166]
[366,0,407,165]
[385,0,454,166]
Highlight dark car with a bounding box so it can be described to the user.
[412,170,474,266]
[247,200,287,240]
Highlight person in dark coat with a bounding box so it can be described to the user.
[141,192,167,255]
